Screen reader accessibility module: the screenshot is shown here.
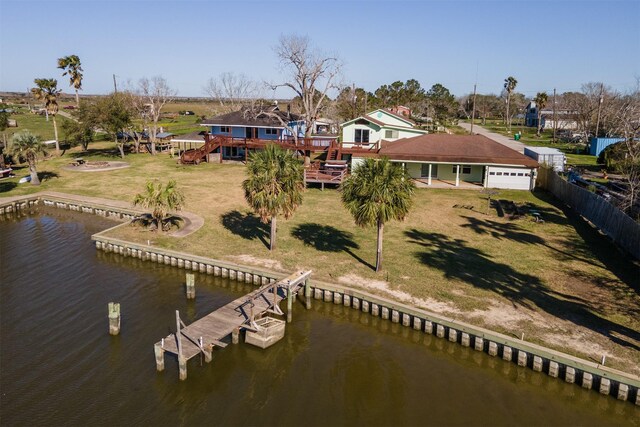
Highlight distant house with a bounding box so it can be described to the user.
[525,101,577,130]
[356,134,538,190]
[340,109,427,150]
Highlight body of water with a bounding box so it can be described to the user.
[0,207,637,426]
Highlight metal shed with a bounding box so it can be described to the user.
[524,147,566,172]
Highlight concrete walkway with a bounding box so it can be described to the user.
[458,122,526,153]
[0,191,204,237]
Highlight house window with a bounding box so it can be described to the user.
[355,129,370,143]
[385,130,398,139]
[265,128,277,135]
[452,166,471,174]
[220,126,230,133]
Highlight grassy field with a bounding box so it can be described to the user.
[1,144,638,374]
[3,105,72,142]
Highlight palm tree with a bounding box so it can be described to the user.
[340,157,415,272]
[504,76,518,131]
[242,144,304,251]
[31,78,61,155]
[133,180,185,232]
[9,131,47,185]
[57,55,83,108]
[534,92,548,137]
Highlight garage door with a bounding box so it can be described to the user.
[486,167,532,190]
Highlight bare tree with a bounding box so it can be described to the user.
[138,76,176,155]
[203,72,260,112]
[270,34,342,164]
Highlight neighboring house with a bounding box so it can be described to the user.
[200,105,306,158]
[525,101,577,130]
[388,105,412,118]
[357,134,538,190]
[340,109,427,149]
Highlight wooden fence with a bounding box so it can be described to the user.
[537,167,640,259]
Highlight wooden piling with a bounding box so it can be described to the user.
[186,273,195,299]
[287,287,293,323]
[154,342,165,371]
[232,327,240,344]
[304,280,311,309]
[108,302,121,335]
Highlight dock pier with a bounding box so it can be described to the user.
[155,270,311,380]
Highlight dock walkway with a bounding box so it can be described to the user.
[155,270,311,380]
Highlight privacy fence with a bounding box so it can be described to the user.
[537,167,640,259]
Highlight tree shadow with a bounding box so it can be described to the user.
[220,210,269,249]
[0,181,16,193]
[38,171,59,183]
[291,223,375,270]
[404,228,640,352]
[533,190,640,298]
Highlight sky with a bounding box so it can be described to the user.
[1,0,639,100]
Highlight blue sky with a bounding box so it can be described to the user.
[1,0,639,99]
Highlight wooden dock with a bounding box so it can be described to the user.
[154,270,312,380]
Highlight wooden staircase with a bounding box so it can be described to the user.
[180,134,223,165]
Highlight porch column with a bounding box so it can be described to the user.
[455,165,460,187]
[428,164,432,186]
[484,166,489,188]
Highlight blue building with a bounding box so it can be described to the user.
[589,137,625,157]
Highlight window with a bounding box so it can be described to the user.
[385,129,398,139]
[496,172,503,176]
[220,126,230,133]
[517,173,524,176]
[355,129,370,143]
[452,166,471,174]
[265,128,277,135]
[489,172,495,176]
[510,172,517,176]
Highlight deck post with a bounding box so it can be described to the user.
[232,327,240,344]
[304,280,311,309]
[186,273,195,299]
[154,342,165,371]
[108,302,121,335]
[287,286,293,323]
[178,355,187,381]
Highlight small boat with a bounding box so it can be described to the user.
[18,176,31,184]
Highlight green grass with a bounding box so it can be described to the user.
[1,144,638,374]
[4,106,71,142]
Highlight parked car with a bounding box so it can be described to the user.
[63,105,76,110]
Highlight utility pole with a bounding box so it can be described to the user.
[113,74,118,94]
[594,83,604,138]
[470,84,477,134]
[552,88,557,143]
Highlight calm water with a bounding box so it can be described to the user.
[0,207,638,426]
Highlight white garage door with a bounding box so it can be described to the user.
[486,166,532,190]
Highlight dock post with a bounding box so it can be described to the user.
[154,342,165,371]
[108,302,121,335]
[287,286,293,323]
[304,280,311,309]
[232,327,240,344]
[204,344,213,363]
[178,356,187,381]
[186,273,195,299]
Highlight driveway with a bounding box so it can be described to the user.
[458,122,526,153]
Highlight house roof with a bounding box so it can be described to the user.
[378,134,539,167]
[341,108,417,128]
[171,130,206,142]
[201,108,302,128]
[156,132,174,139]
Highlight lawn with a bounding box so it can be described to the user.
[4,105,72,142]
[1,144,638,375]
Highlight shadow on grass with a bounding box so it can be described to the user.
[532,190,640,297]
[220,210,269,249]
[291,223,375,270]
[404,228,640,352]
[38,171,59,183]
[0,181,17,193]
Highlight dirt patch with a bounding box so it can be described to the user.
[337,273,462,315]
[227,254,284,272]
[63,161,130,172]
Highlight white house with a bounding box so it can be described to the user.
[356,134,539,190]
[340,109,427,149]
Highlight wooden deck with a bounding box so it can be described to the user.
[155,270,311,379]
